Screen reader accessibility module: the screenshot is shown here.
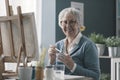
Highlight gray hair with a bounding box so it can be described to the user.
[58,7,81,27]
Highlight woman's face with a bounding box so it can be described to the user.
[60,13,79,38]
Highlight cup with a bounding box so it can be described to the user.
[54,65,65,79]
[18,66,32,80]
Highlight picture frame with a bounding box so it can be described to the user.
[71,1,84,26]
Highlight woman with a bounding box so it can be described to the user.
[48,7,100,80]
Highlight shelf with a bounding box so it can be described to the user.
[99,56,111,58]
[116,16,120,20]
[99,56,120,59]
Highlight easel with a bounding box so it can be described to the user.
[0,0,27,78]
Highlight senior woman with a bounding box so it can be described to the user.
[48,7,100,80]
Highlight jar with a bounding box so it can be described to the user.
[44,66,54,80]
[35,66,44,80]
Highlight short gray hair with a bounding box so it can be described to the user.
[58,7,81,27]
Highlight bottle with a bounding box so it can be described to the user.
[44,65,54,80]
[32,66,35,80]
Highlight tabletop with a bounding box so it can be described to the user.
[4,75,93,80]
[64,75,93,80]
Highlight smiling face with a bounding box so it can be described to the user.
[60,13,80,38]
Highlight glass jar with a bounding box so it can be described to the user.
[44,66,54,80]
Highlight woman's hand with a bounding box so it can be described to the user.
[48,45,57,65]
[58,53,74,70]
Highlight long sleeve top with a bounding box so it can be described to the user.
[55,35,100,80]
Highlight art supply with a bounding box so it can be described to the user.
[35,66,44,80]
[0,54,4,61]
[32,66,35,80]
[24,57,28,67]
[55,48,62,53]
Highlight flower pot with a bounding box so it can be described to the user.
[96,44,105,56]
[108,47,117,57]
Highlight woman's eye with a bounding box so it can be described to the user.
[70,21,75,23]
[63,21,67,24]
[61,20,76,26]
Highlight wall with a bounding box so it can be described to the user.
[41,0,56,65]
[56,0,116,41]
[0,0,36,16]
[41,0,56,49]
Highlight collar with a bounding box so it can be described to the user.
[72,32,82,45]
[64,32,82,53]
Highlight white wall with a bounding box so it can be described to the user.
[41,0,56,48]
[0,0,36,15]
[41,0,56,65]
[0,0,6,16]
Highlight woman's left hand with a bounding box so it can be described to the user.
[58,53,74,70]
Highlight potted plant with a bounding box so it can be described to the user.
[105,36,120,57]
[100,73,110,80]
[89,32,106,56]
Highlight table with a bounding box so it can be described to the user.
[4,75,93,80]
[64,75,93,80]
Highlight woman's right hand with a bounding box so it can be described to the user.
[48,45,57,65]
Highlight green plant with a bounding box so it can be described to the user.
[100,73,110,80]
[89,33,106,44]
[105,36,120,47]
